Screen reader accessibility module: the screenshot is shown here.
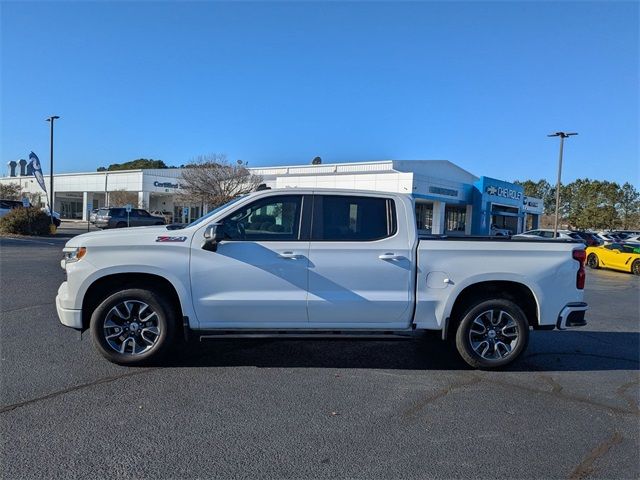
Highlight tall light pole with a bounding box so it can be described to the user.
[547,131,578,237]
[46,115,60,223]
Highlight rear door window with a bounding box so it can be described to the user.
[311,195,396,241]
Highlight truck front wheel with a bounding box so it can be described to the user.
[455,299,529,369]
[90,288,176,365]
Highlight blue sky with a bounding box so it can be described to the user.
[1,1,638,185]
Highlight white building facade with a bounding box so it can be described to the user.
[1,160,543,234]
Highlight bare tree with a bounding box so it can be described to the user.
[109,189,138,207]
[0,183,21,200]
[178,154,263,208]
[23,192,45,207]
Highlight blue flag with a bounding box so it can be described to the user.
[29,152,47,193]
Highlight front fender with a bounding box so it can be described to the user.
[73,264,197,327]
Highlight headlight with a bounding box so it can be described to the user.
[62,247,87,265]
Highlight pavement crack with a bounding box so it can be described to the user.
[568,431,623,480]
[537,374,564,393]
[0,368,159,414]
[481,376,638,416]
[616,380,640,414]
[402,375,481,419]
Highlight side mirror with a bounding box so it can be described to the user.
[202,223,224,252]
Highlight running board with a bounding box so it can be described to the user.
[196,330,419,341]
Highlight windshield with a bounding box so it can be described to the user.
[184,196,247,228]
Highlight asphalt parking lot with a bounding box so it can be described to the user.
[1,234,638,479]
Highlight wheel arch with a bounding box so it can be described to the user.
[81,272,184,332]
[445,280,539,340]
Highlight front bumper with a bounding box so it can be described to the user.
[56,282,83,329]
[556,302,588,330]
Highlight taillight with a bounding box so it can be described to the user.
[573,249,586,289]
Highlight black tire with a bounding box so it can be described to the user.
[632,260,640,276]
[116,222,127,228]
[90,288,176,365]
[587,253,599,269]
[455,298,529,369]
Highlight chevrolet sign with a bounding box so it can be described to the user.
[485,185,522,200]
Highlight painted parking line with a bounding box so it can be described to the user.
[0,236,58,246]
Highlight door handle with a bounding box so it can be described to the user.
[278,251,301,259]
[379,253,402,260]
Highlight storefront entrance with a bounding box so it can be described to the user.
[56,193,85,219]
[490,204,520,234]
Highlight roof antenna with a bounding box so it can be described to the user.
[311,156,322,165]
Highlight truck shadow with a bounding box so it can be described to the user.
[158,331,639,372]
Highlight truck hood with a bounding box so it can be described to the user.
[64,225,192,248]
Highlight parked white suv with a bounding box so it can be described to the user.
[514,229,582,241]
[57,189,587,369]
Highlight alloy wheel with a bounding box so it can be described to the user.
[468,309,520,361]
[103,300,161,355]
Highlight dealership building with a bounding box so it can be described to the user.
[1,159,542,235]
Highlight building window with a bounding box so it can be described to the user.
[445,205,466,235]
[416,203,433,232]
[525,213,538,231]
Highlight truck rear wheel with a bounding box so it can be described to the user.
[90,288,176,365]
[455,298,529,369]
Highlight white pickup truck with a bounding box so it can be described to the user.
[56,188,588,369]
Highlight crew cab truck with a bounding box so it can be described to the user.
[56,189,588,369]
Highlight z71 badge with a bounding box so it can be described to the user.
[155,236,187,242]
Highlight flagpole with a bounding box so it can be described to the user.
[46,115,60,224]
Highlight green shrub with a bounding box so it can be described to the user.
[0,207,52,235]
